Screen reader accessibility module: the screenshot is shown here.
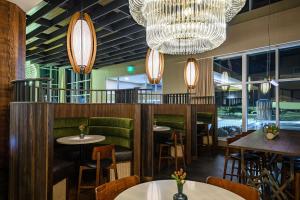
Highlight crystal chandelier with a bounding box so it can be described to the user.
[129,0,246,55]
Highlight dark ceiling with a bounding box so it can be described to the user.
[26,0,147,69]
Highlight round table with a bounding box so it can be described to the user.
[56,135,106,161]
[115,180,245,200]
[153,126,171,132]
[56,135,105,145]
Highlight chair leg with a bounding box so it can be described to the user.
[114,165,118,180]
[174,145,178,171]
[230,159,236,181]
[77,166,83,200]
[223,157,228,179]
[295,172,300,200]
[181,144,186,170]
[158,145,163,172]
[238,160,241,183]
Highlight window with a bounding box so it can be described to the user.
[279,46,300,79]
[40,66,59,102]
[279,82,300,130]
[214,43,300,137]
[214,57,243,137]
[65,69,91,103]
[248,51,275,81]
[247,83,276,130]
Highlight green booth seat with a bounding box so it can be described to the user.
[197,112,214,124]
[53,117,134,163]
[154,114,185,131]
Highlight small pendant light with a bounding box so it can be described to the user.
[184,58,199,90]
[145,48,164,84]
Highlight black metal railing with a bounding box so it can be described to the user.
[11,78,214,104]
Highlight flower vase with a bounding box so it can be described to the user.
[173,183,188,200]
[79,131,85,139]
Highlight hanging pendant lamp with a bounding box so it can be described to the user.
[145,48,164,84]
[260,78,270,94]
[67,12,97,74]
[221,71,230,91]
[184,58,199,90]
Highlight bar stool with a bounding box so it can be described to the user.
[223,134,261,182]
[77,144,118,200]
[158,130,186,172]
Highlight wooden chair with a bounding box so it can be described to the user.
[206,176,259,200]
[158,130,186,172]
[77,145,118,200]
[95,175,140,200]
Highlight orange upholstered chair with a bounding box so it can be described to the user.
[95,175,140,200]
[206,176,259,200]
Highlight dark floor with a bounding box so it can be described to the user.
[72,150,226,200]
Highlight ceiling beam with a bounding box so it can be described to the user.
[27,0,70,26]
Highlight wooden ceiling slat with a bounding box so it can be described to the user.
[27,0,69,25]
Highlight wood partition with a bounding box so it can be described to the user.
[0,1,25,199]
[141,104,217,178]
[10,103,54,200]
[10,103,141,199]
[141,104,192,178]
[191,104,218,158]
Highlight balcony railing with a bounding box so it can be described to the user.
[11,78,214,104]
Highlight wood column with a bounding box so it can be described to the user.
[0,1,25,199]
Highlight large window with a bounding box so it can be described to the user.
[214,43,300,138]
[214,57,243,137]
[65,69,91,103]
[40,66,59,102]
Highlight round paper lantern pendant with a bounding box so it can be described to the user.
[184,58,199,90]
[145,48,164,84]
[67,12,97,74]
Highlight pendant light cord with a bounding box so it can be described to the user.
[267,0,271,80]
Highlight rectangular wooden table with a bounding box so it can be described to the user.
[230,129,300,200]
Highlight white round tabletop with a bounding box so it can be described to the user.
[115,180,245,200]
[56,135,105,145]
[153,126,171,132]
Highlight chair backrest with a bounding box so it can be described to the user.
[92,144,115,161]
[206,176,259,200]
[95,175,140,200]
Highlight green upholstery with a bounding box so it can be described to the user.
[88,117,133,149]
[154,114,185,130]
[89,117,133,129]
[53,118,88,139]
[197,112,213,124]
[53,117,134,149]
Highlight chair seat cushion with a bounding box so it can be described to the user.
[115,146,132,162]
[53,159,75,184]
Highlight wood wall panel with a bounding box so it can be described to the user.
[10,103,53,200]
[0,1,25,199]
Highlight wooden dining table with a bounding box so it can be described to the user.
[229,129,300,200]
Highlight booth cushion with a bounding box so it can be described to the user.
[88,117,133,129]
[154,114,185,130]
[53,159,75,184]
[53,118,88,139]
[197,112,213,124]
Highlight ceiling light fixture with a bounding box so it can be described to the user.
[67,12,97,74]
[129,0,246,55]
[184,58,199,90]
[145,48,164,84]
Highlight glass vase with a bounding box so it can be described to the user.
[79,131,85,139]
[173,183,188,200]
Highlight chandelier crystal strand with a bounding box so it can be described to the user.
[129,0,246,55]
